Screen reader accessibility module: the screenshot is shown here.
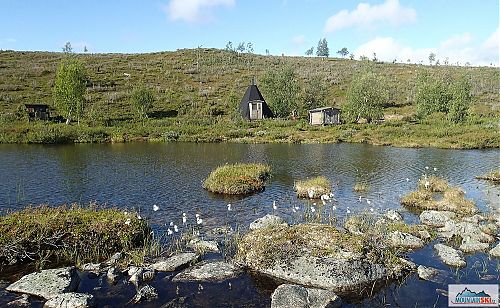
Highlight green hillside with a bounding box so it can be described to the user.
[0,49,498,148]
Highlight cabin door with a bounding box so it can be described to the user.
[249,102,262,120]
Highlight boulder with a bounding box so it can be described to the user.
[129,268,144,286]
[459,239,489,253]
[489,243,500,258]
[250,215,288,230]
[438,221,495,243]
[271,284,341,308]
[106,267,121,284]
[6,267,79,300]
[6,294,30,307]
[388,231,424,250]
[133,285,158,303]
[417,265,447,283]
[385,210,403,221]
[461,214,486,224]
[419,211,455,227]
[172,261,240,282]
[44,292,94,308]
[187,238,219,253]
[81,263,102,272]
[150,253,199,272]
[105,252,122,265]
[434,244,466,268]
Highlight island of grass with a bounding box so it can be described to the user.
[476,170,500,184]
[294,176,331,199]
[203,163,271,195]
[0,204,149,267]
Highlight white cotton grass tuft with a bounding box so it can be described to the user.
[152,204,159,212]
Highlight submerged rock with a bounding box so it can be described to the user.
[489,243,500,258]
[250,214,288,230]
[187,238,219,253]
[417,265,448,283]
[6,267,79,300]
[133,285,158,303]
[150,253,199,272]
[388,231,424,250]
[271,284,341,308]
[172,261,240,282]
[385,210,403,221]
[44,292,95,308]
[434,244,466,268]
[459,239,489,253]
[419,211,456,227]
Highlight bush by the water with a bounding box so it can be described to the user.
[294,176,331,198]
[203,163,271,195]
[0,204,149,267]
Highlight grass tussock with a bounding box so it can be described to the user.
[294,176,331,199]
[203,163,271,195]
[476,170,500,183]
[353,183,369,193]
[418,175,450,192]
[0,204,149,268]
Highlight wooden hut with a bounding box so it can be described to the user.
[25,104,50,121]
[239,80,273,120]
[309,107,341,125]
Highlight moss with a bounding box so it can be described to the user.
[203,163,271,195]
[476,170,500,183]
[294,176,331,198]
[0,204,149,267]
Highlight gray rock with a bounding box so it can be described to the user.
[459,239,489,253]
[434,244,466,268]
[6,294,30,307]
[6,267,79,300]
[250,215,288,230]
[187,238,219,253]
[271,284,341,308]
[133,285,158,303]
[389,231,424,250]
[385,210,403,221]
[417,265,448,283]
[420,211,456,227]
[129,268,144,286]
[142,269,156,282]
[127,266,140,276]
[150,253,199,272]
[438,221,495,243]
[105,252,122,265]
[44,292,94,308]
[172,261,240,282]
[81,263,102,272]
[418,230,432,240]
[106,267,121,284]
[462,214,486,224]
[489,243,500,258]
[480,223,498,235]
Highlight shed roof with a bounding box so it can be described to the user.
[309,106,340,112]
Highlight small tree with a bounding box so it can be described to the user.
[260,66,300,118]
[83,46,88,53]
[246,42,254,53]
[225,41,234,52]
[337,47,349,58]
[305,47,314,56]
[53,58,87,124]
[131,86,154,123]
[414,71,451,118]
[301,75,327,113]
[62,41,73,53]
[236,42,245,53]
[343,71,388,123]
[448,74,471,123]
[428,52,436,65]
[316,38,329,57]
[349,54,355,60]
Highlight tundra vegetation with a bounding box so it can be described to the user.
[203,163,271,195]
[294,176,331,198]
[0,49,498,148]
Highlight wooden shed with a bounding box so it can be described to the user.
[239,80,273,120]
[309,107,341,125]
[25,104,50,121]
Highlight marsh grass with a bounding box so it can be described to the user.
[203,163,271,195]
[476,170,500,183]
[294,176,331,198]
[353,183,370,193]
[418,176,450,192]
[0,204,149,268]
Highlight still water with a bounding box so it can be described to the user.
[0,143,498,307]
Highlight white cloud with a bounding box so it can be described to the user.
[292,35,306,46]
[352,28,499,66]
[165,0,234,23]
[324,0,416,33]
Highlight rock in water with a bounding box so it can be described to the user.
[385,210,403,221]
[417,265,448,283]
[187,238,219,253]
[150,253,199,272]
[250,215,288,230]
[105,252,122,265]
[44,292,95,308]
[434,244,466,268]
[419,211,456,227]
[6,267,79,300]
[172,261,240,282]
[106,267,121,284]
[489,243,500,258]
[271,284,341,308]
[389,231,424,250]
[459,239,489,253]
[133,285,158,303]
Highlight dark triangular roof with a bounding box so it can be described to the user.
[239,82,273,119]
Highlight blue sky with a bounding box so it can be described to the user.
[0,0,498,65]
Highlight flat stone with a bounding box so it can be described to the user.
[133,285,158,303]
[150,253,199,272]
[250,215,288,230]
[271,284,341,308]
[420,211,456,227]
[44,292,94,308]
[6,267,79,300]
[489,243,500,258]
[438,221,495,243]
[417,265,448,283]
[389,231,424,250]
[187,238,219,253]
[385,210,403,221]
[434,244,466,268]
[172,261,240,282]
[461,214,486,224]
[6,294,30,307]
[480,223,498,235]
[459,239,489,253]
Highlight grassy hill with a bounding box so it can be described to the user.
[0,49,498,148]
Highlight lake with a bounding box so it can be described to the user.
[0,142,498,307]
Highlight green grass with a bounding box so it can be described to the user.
[203,163,271,195]
[294,176,331,198]
[476,170,500,183]
[0,204,149,268]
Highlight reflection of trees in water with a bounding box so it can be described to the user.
[54,144,90,203]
